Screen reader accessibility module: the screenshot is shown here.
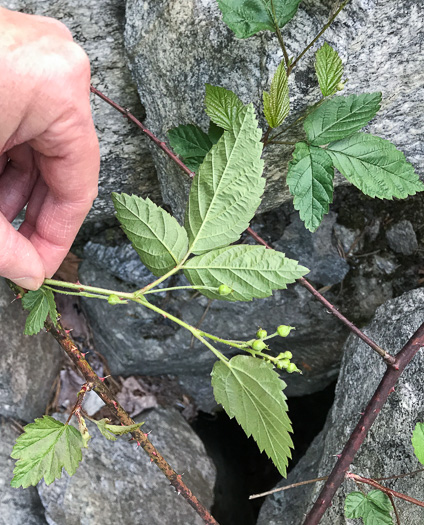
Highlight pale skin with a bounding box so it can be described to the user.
[0,7,99,290]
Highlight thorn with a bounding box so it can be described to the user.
[389,386,395,394]
[361,426,366,432]
[99,375,111,382]
[137,441,141,447]
[152,451,158,456]
[150,458,154,462]
[113,401,118,409]
[65,329,72,334]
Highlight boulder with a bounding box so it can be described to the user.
[0,418,47,525]
[258,288,424,524]
[0,279,62,422]
[124,0,423,218]
[3,0,161,224]
[38,408,216,525]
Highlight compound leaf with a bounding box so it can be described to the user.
[263,60,290,128]
[412,422,424,466]
[183,245,308,302]
[315,42,344,97]
[112,193,189,277]
[92,418,144,442]
[212,355,293,476]
[11,416,84,488]
[327,133,424,199]
[185,104,265,254]
[22,287,57,335]
[205,84,245,131]
[217,0,302,39]
[304,93,382,145]
[167,124,214,172]
[287,142,334,232]
[345,490,393,524]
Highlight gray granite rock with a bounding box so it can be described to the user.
[258,288,424,524]
[0,418,47,525]
[38,408,216,525]
[386,220,418,256]
[124,0,423,219]
[4,0,161,224]
[0,279,62,422]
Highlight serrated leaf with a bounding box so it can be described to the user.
[212,355,293,476]
[208,121,224,144]
[183,245,309,302]
[345,490,393,524]
[412,422,424,466]
[327,133,424,199]
[304,93,382,146]
[92,418,144,442]
[167,124,214,172]
[204,84,245,131]
[217,0,302,39]
[286,142,334,232]
[11,416,84,488]
[263,60,290,128]
[315,42,344,97]
[112,193,189,277]
[22,287,57,335]
[185,105,265,255]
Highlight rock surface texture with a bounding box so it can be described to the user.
[0,419,47,525]
[257,288,424,524]
[0,280,61,422]
[3,0,161,225]
[124,0,424,218]
[38,408,216,525]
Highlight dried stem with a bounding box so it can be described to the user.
[303,322,424,524]
[387,492,401,525]
[8,282,218,525]
[347,472,424,510]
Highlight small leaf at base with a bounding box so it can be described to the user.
[22,287,58,335]
[11,416,84,488]
[345,490,393,524]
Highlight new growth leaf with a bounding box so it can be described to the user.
[315,42,344,97]
[11,416,84,488]
[263,60,290,128]
[211,355,293,477]
[22,287,58,336]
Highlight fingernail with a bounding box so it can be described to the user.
[12,277,43,291]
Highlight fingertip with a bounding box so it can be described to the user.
[12,275,45,291]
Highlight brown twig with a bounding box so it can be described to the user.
[302,322,424,524]
[8,282,218,525]
[387,492,401,525]
[347,472,424,509]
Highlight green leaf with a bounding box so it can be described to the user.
[11,416,84,488]
[286,142,334,232]
[92,418,144,442]
[208,121,225,144]
[263,60,290,128]
[211,355,293,476]
[22,287,57,335]
[315,42,344,97]
[304,93,382,146]
[112,193,189,277]
[167,124,213,172]
[412,422,424,466]
[345,490,393,524]
[185,104,265,254]
[204,84,245,131]
[327,133,424,199]
[183,245,309,302]
[217,0,302,39]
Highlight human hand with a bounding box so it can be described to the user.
[0,7,99,290]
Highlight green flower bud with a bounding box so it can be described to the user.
[279,358,290,369]
[256,329,267,339]
[218,284,232,296]
[277,325,294,337]
[108,294,122,305]
[251,339,266,352]
[287,362,298,374]
[282,351,293,360]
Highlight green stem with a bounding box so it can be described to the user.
[144,285,219,295]
[137,264,182,294]
[43,285,114,302]
[133,296,229,363]
[287,0,350,75]
[270,0,290,69]
[43,279,135,299]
